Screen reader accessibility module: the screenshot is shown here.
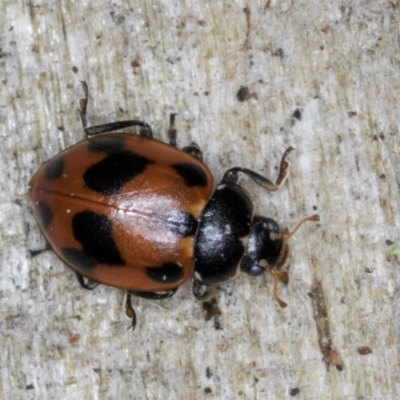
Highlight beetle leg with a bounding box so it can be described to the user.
[169,114,203,159]
[125,292,137,331]
[221,147,294,191]
[29,244,51,257]
[168,113,177,146]
[275,146,294,187]
[182,142,203,161]
[125,290,177,331]
[192,279,216,301]
[75,273,100,290]
[138,123,154,138]
[270,268,289,308]
[192,280,222,330]
[167,113,204,160]
[78,81,154,138]
[129,289,178,300]
[84,120,154,137]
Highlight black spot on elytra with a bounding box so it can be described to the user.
[146,263,184,284]
[64,211,124,271]
[87,135,125,153]
[45,156,64,180]
[37,201,53,229]
[172,163,208,187]
[161,211,197,236]
[84,148,152,195]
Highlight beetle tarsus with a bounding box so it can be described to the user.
[125,293,137,331]
[75,273,100,290]
[274,146,294,187]
[271,268,289,308]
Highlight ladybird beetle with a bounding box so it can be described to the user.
[29,82,319,330]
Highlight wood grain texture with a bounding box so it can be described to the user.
[1,1,399,399]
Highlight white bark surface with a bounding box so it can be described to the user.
[1,1,399,399]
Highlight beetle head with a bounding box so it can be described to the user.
[241,214,319,307]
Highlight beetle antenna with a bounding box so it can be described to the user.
[271,268,289,308]
[281,214,319,239]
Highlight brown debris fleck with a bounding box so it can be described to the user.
[310,280,344,370]
[357,346,372,355]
